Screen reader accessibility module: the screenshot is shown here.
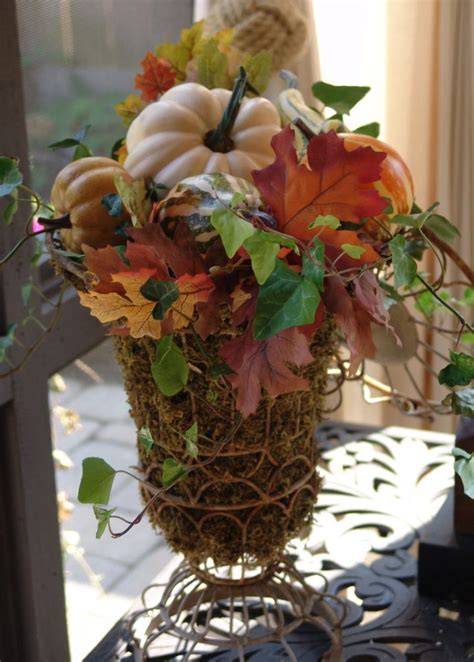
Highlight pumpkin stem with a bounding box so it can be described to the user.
[204,67,258,153]
[37,213,72,230]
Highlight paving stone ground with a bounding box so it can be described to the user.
[51,339,175,662]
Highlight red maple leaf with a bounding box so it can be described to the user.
[82,245,127,295]
[83,241,169,296]
[353,271,390,327]
[134,52,176,102]
[323,275,388,372]
[219,325,314,417]
[128,220,205,277]
[252,127,387,242]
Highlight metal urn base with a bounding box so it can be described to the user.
[127,556,343,661]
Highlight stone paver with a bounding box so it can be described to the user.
[95,420,137,446]
[52,339,173,661]
[71,383,130,422]
[52,416,101,452]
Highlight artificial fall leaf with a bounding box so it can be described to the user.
[219,325,314,417]
[322,275,376,372]
[115,143,128,165]
[353,271,390,327]
[114,175,151,227]
[79,268,213,339]
[134,52,176,102]
[79,268,164,339]
[82,245,128,295]
[318,228,381,268]
[114,94,146,128]
[156,21,205,81]
[231,285,252,312]
[83,242,169,296]
[172,273,215,329]
[252,127,387,241]
[195,271,243,339]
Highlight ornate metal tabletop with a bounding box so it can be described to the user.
[86,422,474,661]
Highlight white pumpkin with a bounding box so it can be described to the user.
[124,82,281,187]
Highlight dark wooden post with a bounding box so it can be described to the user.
[0,5,104,660]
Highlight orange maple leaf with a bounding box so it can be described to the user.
[172,273,215,329]
[134,52,176,102]
[79,268,164,339]
[79,269,214,340]
[252,128,387,245]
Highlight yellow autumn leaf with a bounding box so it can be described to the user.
[79,269,163,340]
[115,94,146,128]
[114,174,151,227]
[231,286,251,312]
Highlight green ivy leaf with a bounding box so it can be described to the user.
[151,336,188,396]
[3,190,18,224]
[54,249,85,261]
[341,243,366,259]
[196,38,231,89]
[21,280,33,306]
[210,208,256,258]
[73,143,92,160]
[78,457,116,505]
[438,351,474,387]
[140,279,180,320]
[30,239,43,266]
[253,260,320,340]
[0,323,16,363]
[443,388,474,416]
[309,214,341,230]
[209,362,234,380]
[453,448,474,498]
[461,332,474,345]
[243,232,280,285]
[241,50,273,94]
[415,290,439,317]
[390,202,439,230]
[230,191,246,208]
[48,124,91,150]
[460,287,474,307]
[0,157,23,197]
[162,458,187,487]
[424,213,459,244]
[302,238,324,292]
[353,122,380,138]
[93,505,117,539]
[183,422,199,458]
[101,193,124,217]
[405,238,427,260]
[138,426,155,457]
[312,81,370,115]
[389,234,417,288]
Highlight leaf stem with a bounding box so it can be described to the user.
[423,228,474,284]
[415,273,474,332]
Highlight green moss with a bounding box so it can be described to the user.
[114,318,336,567]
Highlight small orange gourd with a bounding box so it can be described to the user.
[50,157,131,253]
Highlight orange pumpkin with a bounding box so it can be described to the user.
[50,157,132,253]
[339,133,414,217]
